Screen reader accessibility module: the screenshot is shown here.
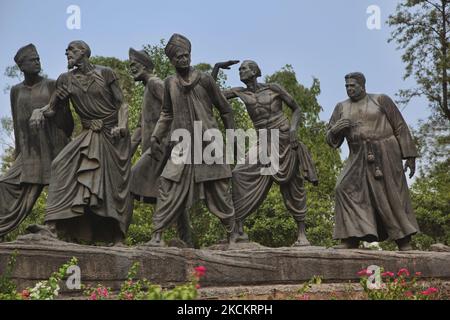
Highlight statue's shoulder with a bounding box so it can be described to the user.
[164,74,177,86]
[367,93,395,107]
[56,71,71,84]
[93,65,117,80]
[198,70,214,83]
[266,82,283,92]
[11,82,23,93]
[148,75,163,86]
[337,98,352,109]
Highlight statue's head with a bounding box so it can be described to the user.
[165,34,191,70]
[129,48,154,81]
[239,60,261,82]
[66,40,91,69]
[345,72,366,101]
[14,43,41,75]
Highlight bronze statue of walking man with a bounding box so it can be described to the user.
[327,72,419,251]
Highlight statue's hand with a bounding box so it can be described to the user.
[215,60,240,70]
[148,136,162,160]
[111,126,127,141]
[331,119,352,135]
[404,157,416,179]
[29,108,47,130]
[56,84,70,101]
[289,130,299,149]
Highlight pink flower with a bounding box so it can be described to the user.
[415,272,422,277]
[194,266,207,278]
[195,284,201,289]
[404,291,413,298]
[298,294,310,300]
[397,268,410,277]
[21,289,30,300]
[421,287,438,295]
[102,288,109,297]
[381,271,395,278]
[357,269,370,276]
[90,292,97,300]
[124,292,134,300]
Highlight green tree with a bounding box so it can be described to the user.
[388,0,450,121]
[410,159,450,250]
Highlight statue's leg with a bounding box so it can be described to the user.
[203,178,237,243]
[231,164,273,243]
[147,175,190,247]
[333,238,360,249]
[176,210,194,248]
[395,235,413,251]
[0,182,44,237]
[280,172,310,247]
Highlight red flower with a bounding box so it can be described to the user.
[195,284,201,289]
[404,291,413,298]
[21,289,30,300]
[415,272,422,277]
[298,294,310,300]
[397,268,410,277]
[90,292,97,301]
[381,271,395,278]
[194,266,207,278]
[421,287,438,295]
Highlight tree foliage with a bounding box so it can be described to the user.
[388,0,450,121]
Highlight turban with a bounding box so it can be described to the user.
[129,48,154,70]
[165,34,191,60]
[14,43,38,65]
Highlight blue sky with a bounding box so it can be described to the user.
[0,0,430,154]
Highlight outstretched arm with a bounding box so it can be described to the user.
[30,75,70,130]
[212,60,241,100]
[211,60,240,81]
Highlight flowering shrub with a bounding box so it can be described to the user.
[82,262,206,300]
[24,257,78,300]
[83,285,110,300]
[0,251,20,300]
[358,267,440,300]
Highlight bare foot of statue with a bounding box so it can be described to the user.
[146,233,165,247]
[396,236,413,251]
[333,238,360,249]
[293,221,311,247]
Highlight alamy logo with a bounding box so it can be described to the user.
[367,5,381,30]
[66,265,81,290]
[167,121,280,175]
[66,5,81,30]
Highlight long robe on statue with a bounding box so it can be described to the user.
[327,94,419,242]
[151,68,235,233]
[0,78,73,236]
[44,66,132,243]
[130,76,168,203]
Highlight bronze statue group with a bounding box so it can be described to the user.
[0,34,419,251]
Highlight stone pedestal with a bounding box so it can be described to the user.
[1,236,449,293]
